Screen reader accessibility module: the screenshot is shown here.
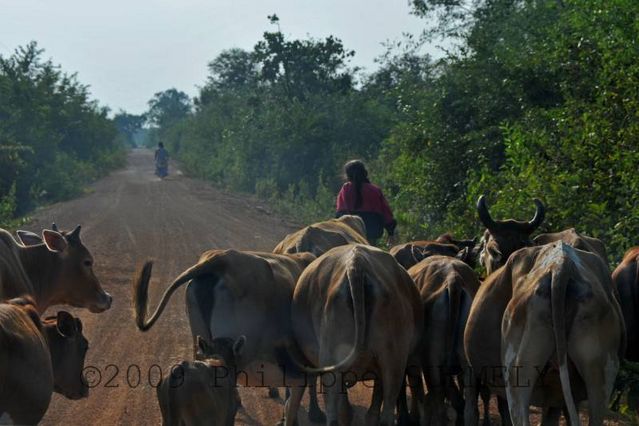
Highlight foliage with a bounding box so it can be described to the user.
[113,111,146,147]
[152,3,639,267]
[0,42,125,225]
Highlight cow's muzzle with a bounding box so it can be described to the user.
[90,291,112,313]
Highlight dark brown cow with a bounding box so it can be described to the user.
[391,234,478,270]
[408,256,481,425]
[134,249,318,425]
[465,242,624,426]
[0,224,111,314]
[273,215,368,256]
[157,336,241,426]
[288,244,425,426]
[0,297,89,425]
[476,196,545,275]
[613,247,639,361]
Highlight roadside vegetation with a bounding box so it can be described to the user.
[0,42,129,227]
[148,1,639,266]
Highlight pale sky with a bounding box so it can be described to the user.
[0,0,436,115]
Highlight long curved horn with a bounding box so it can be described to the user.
[525,199,545,232]
[477,195,498,231]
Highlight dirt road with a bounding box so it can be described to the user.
[34,149,374,425]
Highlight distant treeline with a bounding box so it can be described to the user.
[149,1,638,261]
[0,42,129,225]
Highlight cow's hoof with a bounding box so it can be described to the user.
[268,387,280,399]
[308,407,326,423]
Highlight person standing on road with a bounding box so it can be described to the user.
[155,142,169,179]
[335,159,397,246]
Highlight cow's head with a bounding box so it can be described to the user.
[17,224,112,313]
[477,196,545,275]
[196,335,246,368]
[43,311,89,400]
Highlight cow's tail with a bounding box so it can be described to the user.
[551,256,579,426]
[133,256,224,331]
[289,255,366,375]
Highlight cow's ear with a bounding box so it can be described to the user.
[233,335,246,357]
[42,230,68,253]
[16,230,42,246]
[56,311,78,338]
[456,246,470,262]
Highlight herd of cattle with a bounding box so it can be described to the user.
[0,196,638,425]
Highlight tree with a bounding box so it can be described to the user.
[146,89,191,128]
[113,111,145,147]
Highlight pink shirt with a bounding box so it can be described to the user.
[336,182,394,226]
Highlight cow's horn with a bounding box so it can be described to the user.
[477,195,498,231]
[526,198,545,232]
[52,223,59,232]
[68,225,82,241]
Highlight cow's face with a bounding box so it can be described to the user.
[44,311,90,400]
[42,226,112,313]
[196,335,246,367]
[477,196,545,275]
[479,229,534,275]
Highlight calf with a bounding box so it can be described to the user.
[0,297,88,424]
[157,336,242,426]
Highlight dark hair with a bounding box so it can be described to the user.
[344,160,370,209]
[158,142,164,148]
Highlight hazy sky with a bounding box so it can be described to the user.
[0,0,434,115]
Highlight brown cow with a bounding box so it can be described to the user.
[273,215,368,256]
[613,247,639,361]
[0,297,89,425]
[476,195,545,275]
[408,256,481,425]
[157,336,241,426]
[465,242,624,426]
[134,249,318,425]
[534,228,607,262]
[288,244,425,426]
[273,215,368,419]
[0,224,111,314]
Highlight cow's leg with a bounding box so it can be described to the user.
[396,375,410,425]
[496,396,511,426]
[541,406,561,426]
[379,363,407,426]
[366,378,383,426]
[479,386,492,426]
[282,385,305,426]
[570,351,618,426]
[322,371,341,426]
[462,375,480,426]
[308,379,327,423]
[406,358,426,425]
[424,363,448,426]
[502,317,554,426]
[446,376,464,426]
[269,387,280,399]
